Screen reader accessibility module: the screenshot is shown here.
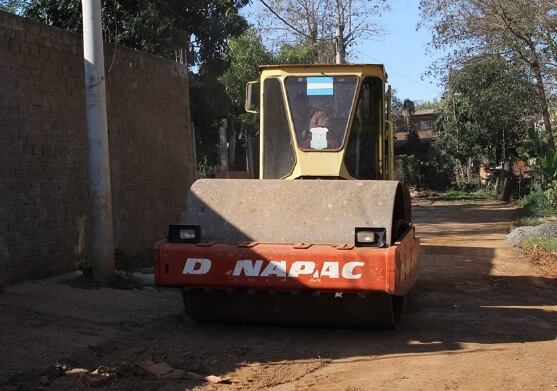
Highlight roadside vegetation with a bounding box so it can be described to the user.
[433,187,493,202]
[525,236,557,252]
[520,184,557,218]
[521,235,557,275]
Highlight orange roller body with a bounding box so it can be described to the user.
[155,228,419,295]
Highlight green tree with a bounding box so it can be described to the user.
[220,30,272,112]
[419,0,557,147]
[274,42,315,64]
[415,99,440,111]
[219,30,272,169]
[435,55,538,167]
[521,128,557,182]
[26,0,248,71]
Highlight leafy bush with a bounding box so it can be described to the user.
[544,180,557,208]
[420,160,453,190]
[524,236,557,252]
[522,183,557,217]
[475,185,495,199]
[439,185,493,201]
[395,154,452,190]
[520,128,557,182]
[516,127,557,216]
[197,155,220,178]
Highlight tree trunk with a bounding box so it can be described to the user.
[309,26,318,63]
[219,125,228,173]
[228,115,236,171]
[531,56,555,149]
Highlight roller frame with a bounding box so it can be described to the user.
[155,227,419,295]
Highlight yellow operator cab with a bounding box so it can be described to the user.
[245,64,395,181]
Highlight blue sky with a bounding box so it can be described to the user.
[243,0,444,102]
[353,0,444,102]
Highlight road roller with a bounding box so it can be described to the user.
[154,64,420,328]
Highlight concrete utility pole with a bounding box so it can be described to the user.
[81,0,115,283]
[335,0,346,64]
[335,23,346,64]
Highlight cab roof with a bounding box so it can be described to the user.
[258,63,388,80]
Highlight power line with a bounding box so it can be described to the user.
[356,49,443,95]
[387,67,443,95]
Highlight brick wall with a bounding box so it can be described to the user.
[0,11,195,284]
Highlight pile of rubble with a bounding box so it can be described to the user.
[507,223,557,247]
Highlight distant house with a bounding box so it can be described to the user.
[394,109,437,153]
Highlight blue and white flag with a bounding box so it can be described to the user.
[307,76,334,96]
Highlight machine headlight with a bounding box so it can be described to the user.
[355,228,386,247]
[168,224,201,243]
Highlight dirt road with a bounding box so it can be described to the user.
[1,200,556,390]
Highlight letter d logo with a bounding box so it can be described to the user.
[182,258,211,275]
